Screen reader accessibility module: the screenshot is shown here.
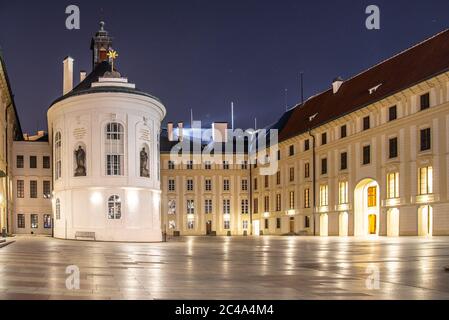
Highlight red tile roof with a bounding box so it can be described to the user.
[279,29,449,142]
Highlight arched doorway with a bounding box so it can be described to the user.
[387,208,400,237]
[339,212,349,237]
[320,214,328,237]
[418,205,433,236]
[354,178,380,237]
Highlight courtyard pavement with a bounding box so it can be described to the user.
[0,235,449,300]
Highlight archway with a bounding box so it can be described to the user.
[339,212,349,237]
[418,205,433,236]
[387,208,400,237]
[354,178,380,237]
[320,214,328,237]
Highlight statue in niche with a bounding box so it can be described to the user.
[74,146,87,177]
[140,147,150,178]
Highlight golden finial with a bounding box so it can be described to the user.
[107,49,118,71]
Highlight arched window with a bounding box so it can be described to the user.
[55,132,62,180]
[108,195,121,219]
[105,123,124,176]
[55,199,61,220]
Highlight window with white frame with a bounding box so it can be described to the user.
[339,181,349,204]
[108,195,122,219]
[187,179,194,191]
[243,220,249,229]
[205,199,212,214]
[387,172,400,199]
[419,166,433,195]
[205,179,212,191]
[241,179,248,191]
[241,199,249,214]
[223,179,230,191]
[105,123,124,176]
[187,200,195,215]
[224,220,230,230]
[55,132,62,180]
[168,179,175,192]
[320,185,329,207]
[223,199,231,215]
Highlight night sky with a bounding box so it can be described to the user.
[0,0,448,134]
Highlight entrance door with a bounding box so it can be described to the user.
[368,214,377,235]
[289,217,295,233]
[206,221,212,235]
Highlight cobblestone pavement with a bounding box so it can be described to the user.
[0,236,449,300]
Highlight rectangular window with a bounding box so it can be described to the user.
[363,116,370,131]
[387,172,400,199]
[17,180,25,198]
[367,187,377,207]
[205,161,212,170]
[17,214,25,229]
[289,191,295,210]
[241,179,248,191]
[30,181,37,199]
[241,199,249,214]
[243,221,249,229]
[168,179,175,192]
[44,214,52,229]
[204,179,212,191]
[254,198,259,214]
[43,156,51,169]
[305,216,310,228]
[276,171,281,185]
[276,194,282,212]
[420,93,430,111]
[420,128,431,152]
[289,167,295,182]
[264,196,270,213]
[419,166,433,195]
[339,181,349,204]
[31,214,38,229]
[223,161,230,170]
[264,219,269,230]
[321,158,327,175]
[187,161,193,170]
[43,181,51,199]
[187,179,194,191]
[223,199,231,215]
[254,178,258,191]
[389,137,398,159]
[304,188,310,208]
[224,220,230,230]
[341,125,347,139]
[30,156,37,169]
[340,152,348,171]
[289,145,295,156]
[223,179,230,191]
[187,200,195,215]
[304,139,310,151]
[304,163,310,178]
[320,185,329,207]
[363,145,371,165]
[321,132,327,145]
[205,199,212,214]
[276,218,281,229]
[168,160,175,170]
[106,155,122,176]
[241,161,248,170]
[187,220,195,230]
[277,150,281,161]
[16,155,24,169]
[389,105,397,121]
[264,175,269,188]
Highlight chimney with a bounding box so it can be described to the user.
[80,70,87,83]
[212,122,228,143]
[332,77,344,94]
[177,122,184,142]
[63,56,74,95]
[167,123,174,141]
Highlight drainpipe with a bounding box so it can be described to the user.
[308,129,317,236]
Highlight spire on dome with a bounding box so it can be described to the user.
[90,21,114,69]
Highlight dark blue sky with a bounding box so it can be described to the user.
[0,0,448,133]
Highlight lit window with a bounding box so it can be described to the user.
[108,195,122,219]
[276,194,282,212]
[105,123,124,176]
[339,181,348,204]
[387,172,400,199]
[43,181,51,199]
[44,214,52,229]
[419,166,433,195]
[187,220,194,229]
[304,189,310,208]
[289,191,295,210]
[55,132,62,180]
[243,221,249,229]
[187,200,195,215]
[320,185,328,207]
[367,187,377,207]
[31,214,38,229]
[223,199,231,215]
[305,163,310,178]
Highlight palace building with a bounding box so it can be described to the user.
[1,24,449,241]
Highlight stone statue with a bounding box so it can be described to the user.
[74,146,86,177]
[140,147,150,178]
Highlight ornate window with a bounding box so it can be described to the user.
[55,132,62,180]
[55,199,61,220]
[108,195,122,219]
[105,123,124,176]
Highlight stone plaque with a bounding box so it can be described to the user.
[73,127,87,140]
